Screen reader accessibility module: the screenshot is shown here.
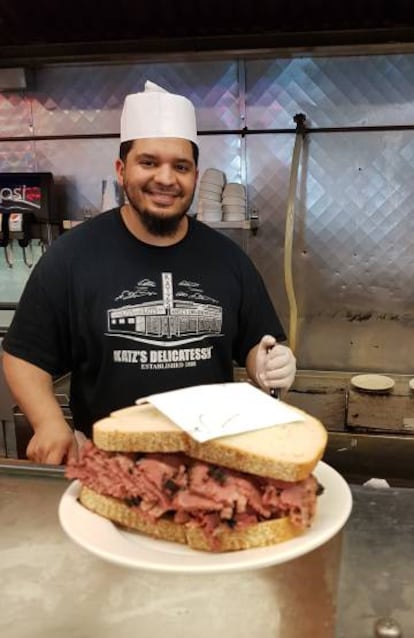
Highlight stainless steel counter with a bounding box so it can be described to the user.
[337,484,413,637]
[1,468,343,638]
[0,466,412,638]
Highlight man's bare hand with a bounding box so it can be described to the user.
[26,422,79,465]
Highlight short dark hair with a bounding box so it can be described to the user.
[119,140,199,166]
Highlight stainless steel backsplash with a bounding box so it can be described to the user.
[1,55,414,373]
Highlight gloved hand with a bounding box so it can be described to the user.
[255,335,296,392]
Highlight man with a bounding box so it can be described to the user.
[2,81,296,465]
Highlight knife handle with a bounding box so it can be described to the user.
[266,343,281,399]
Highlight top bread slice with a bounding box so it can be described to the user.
[93,401,327,482]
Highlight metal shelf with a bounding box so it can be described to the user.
[201,215,259,233]
[63,215,260,233]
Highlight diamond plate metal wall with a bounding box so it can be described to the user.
[245,132,414,371]
[196,134,242,206]
[245,55,414,372]
[245,55,414,128]
[250,131,414,316]
[0,94,32,137]
[34,138,120,218]
[245,134,294,330]
[32,135,241,220]
[31,61,240,135]
[2,54,414,372]
[0,141,36,171]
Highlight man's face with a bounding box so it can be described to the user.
[116,138,198,236]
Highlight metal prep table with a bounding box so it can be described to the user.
[0,463,412,638]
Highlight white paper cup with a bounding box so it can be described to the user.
[199,181,223,194]
[198,189,222,201]
[223,183,246,197]
[222,204,247,214]
[222,196,246,205]
[201,210,222,222]
[222,213,245,221]
[198,200,222,213]
[201,168,226,186]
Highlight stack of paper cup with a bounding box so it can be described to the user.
[222,183,247,221]
[197,168,226,222]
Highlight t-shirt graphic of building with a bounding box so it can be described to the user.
[107,273,222,339]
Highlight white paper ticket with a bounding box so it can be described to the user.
[136,382,303,442]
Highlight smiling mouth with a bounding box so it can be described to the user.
[148,192,178,206]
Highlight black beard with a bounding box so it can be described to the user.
[135,207,188,237]
[123,180,196,237]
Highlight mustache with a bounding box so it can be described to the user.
[146,188,181,196]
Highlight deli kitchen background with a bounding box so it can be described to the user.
[1,54,414,374]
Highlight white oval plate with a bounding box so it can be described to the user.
[351,374,395,392]
[59,461,352,574]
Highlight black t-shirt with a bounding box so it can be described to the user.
[3,209,285,435]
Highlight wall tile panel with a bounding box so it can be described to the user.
[246,55,414,128]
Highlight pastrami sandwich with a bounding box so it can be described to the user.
[66,401,328,552]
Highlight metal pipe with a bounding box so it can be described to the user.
[0,459,65,478]
[2,122,414,144]
[283,113,307,355]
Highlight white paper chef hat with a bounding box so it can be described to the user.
[120,81,198,146]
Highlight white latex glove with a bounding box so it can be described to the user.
[255,335,296,392]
